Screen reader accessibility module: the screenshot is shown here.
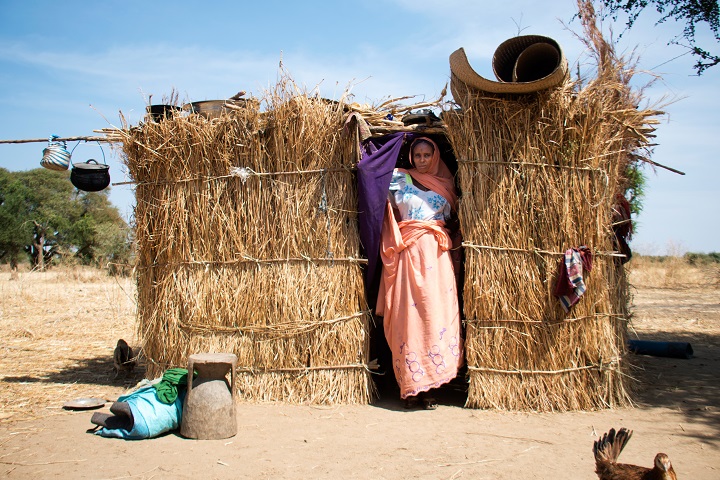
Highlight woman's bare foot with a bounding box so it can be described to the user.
[403,395,420,409]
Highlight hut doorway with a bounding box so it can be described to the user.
[359,131,468,407]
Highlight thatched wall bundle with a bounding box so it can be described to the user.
[444,4,660,411]
[121,81,374,404]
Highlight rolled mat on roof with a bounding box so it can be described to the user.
[450,35,569,100]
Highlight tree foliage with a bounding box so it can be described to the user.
[598,0,720,74]
[0,169,33,269]
[0,168,132,271]
[623,163,647,217]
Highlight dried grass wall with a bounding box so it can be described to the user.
[121,84,373,404]
[444,6,659,411]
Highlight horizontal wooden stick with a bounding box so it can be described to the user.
[458,159,608,173]
[640,157,685,175]
[368,125,447,134]
[467,360,621,375]
[115,164,358,187]
[236,364,370,374]
[137,256,368,269]
[464,313,628,324]
[462,242,627,258]
[0,135,113,144]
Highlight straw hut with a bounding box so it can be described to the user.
[440,2,658,411]
[120,78,375,404]
[114,2,659,410]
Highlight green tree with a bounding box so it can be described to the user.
[11,169,76,270]
[598,0,720,74]
[69,189,132,268]
[0,168,131,270]
[0,168,33,272]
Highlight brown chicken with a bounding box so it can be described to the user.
[594,428,678,480]
[112,339,136,378]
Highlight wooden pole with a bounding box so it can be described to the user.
[0,135,113,144]
[368,125,447,135]
[641,157,685,175]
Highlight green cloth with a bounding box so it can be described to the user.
[154,368,195,404]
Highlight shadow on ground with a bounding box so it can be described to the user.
[3,329,718,442]
[628,329,720,439]
[2,354,146,389]
[371,367,469,412]
[372,328,720,444]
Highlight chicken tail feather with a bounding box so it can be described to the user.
[593,427,633,465]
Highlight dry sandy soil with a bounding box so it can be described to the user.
[0,260,718,479]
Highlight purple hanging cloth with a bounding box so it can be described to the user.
[357,132,414,306]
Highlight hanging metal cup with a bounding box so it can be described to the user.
[40,135,71,171]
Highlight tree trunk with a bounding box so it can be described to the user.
[9,256,18,281]
[32,221,46,271]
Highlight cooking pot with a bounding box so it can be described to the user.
[183,99,252,119]
[70,142,110,192]
[71,159,110,192]
[146,104,181,122]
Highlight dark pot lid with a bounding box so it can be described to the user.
[73,159,109,170]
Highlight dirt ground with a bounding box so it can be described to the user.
[0,260,718,479]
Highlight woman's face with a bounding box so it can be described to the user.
[411,142,434,174]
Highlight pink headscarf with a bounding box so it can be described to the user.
[399,137,458,210]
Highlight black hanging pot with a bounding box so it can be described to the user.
[70,142,110,192]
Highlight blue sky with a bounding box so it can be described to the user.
[1,0,718,254]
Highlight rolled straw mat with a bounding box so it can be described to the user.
[449,35,568,97]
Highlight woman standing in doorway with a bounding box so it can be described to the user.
[375,136,463,409]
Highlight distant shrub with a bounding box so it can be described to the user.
[684,252,720,265]
[634,254,668,264]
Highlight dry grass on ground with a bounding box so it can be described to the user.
[0,266,141,423]
[629,255,720,289]
[626,255,720,354]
